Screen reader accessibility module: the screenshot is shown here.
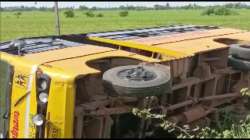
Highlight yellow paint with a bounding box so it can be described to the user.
[1,52,75,138]
[155,30,250,54]
[88,36,193,59]
[1,27,250,138]
[45,50,161,76]
[1,48,159,138]
[88,28,248,58]
[1,52,38,138]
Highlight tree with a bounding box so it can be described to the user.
[79,5,88,10]
[96,13,104,17]
[166,3,170,9]
[91,6,97,10]
[119,11,128,17]
[85,11,95,17]
[126,5,135,10]
[14,12,22,18]
[154,4,165,10]
[64,10,74,18]
[201,6,238,16]
[119,5,126,10]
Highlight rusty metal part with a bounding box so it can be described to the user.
[75,96,137,113]
[85,106,132,116]
[77,93,240,116]
[166,100,195,112]
[172,73,224,91]
[183,105,211,123]
[200,93,240,101]
[163,93,239,113]
[168,105,215,124]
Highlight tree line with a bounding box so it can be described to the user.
[1,3,250,11]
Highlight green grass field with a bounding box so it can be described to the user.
[1,9,250,42]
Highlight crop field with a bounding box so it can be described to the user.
[1,9,250,42]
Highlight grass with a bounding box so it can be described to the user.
[1,9,250,42]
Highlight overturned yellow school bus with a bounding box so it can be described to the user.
[0,25,250,138]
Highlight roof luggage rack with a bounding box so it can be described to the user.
[87,25,219,40]
[0,37,82,55]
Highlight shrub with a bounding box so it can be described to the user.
[85,11,95,17]
[64,10,74,18]
[119,11,129,17]
[132,88,250,138]
[195,115,250,138]
[132,107,250,138]
[214,7,231,15]
[201,7,215,15]
[201,7,238,16]
[96,13,104,17]
[14,12,22,18]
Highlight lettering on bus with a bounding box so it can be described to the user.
[11,111,19,138]
[15,74,28,88]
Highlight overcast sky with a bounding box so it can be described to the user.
[1,1,250,8]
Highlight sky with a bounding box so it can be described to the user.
[1,1,250,8]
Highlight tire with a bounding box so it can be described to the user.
[229,44,250,60]
[102,64,172,97]
[228,55,250,71]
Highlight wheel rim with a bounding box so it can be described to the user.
[117,66,157,81]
